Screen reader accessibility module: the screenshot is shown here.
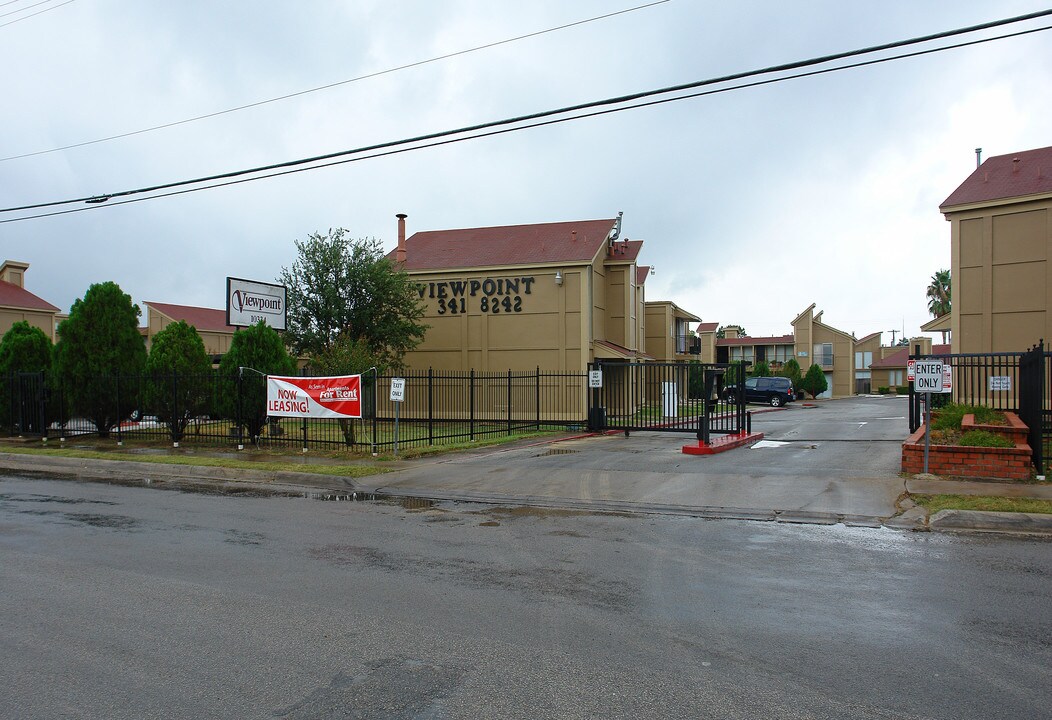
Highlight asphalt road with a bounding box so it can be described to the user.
[1,474,1049,719]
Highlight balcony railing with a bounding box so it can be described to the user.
[675,335,701,355]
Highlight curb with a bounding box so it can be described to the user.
[928,509,1052,535]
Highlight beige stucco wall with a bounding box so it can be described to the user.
[0,308,57,342]
[947,199,1051,353]
[644,303,672,361]
[792,306,854,398]
[403,266,588,372]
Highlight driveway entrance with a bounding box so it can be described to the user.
[375,397,910,519]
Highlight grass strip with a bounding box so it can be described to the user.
[911,493,1052,515]
[0,446,388,479]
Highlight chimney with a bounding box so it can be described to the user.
[725,326,739,339]
[395,213,407,263]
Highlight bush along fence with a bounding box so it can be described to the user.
[908,340,1049,473]
[3,369,591,454]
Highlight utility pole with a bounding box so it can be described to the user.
[888,329,899,345]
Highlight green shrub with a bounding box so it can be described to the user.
[932,403,1003,431]
[877,386,889,395]
[895,386,910,395]
[958,430,1014,448]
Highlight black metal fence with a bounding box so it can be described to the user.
[908,341,1050,472]
[587,361,749,440]
[3,369,590,453]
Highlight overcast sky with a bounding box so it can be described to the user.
[2,1,1050,341]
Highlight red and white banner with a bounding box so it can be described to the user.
[266,375,362,419]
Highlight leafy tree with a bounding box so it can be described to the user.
[53,282,146,437]
[750,360,771,377]
[780,357,803,396]
[715,324,746,340]
[0,321,53,430]
[801,363,828,399]
[218,320,295,444]
[306,332,381,446]
[279,229,428,371]
[926,269,951,318]
[144,321,214,442]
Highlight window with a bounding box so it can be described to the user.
[814,343,833,367]
[730,347,754,363]
[854,351,873,369]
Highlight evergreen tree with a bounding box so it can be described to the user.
[145,321,214,442]
[0,321,53,430]
[53,282,146,437]
[780,357,803,396]
[801,363,828,399]
[217,321,295,443]
[750,360,771,377]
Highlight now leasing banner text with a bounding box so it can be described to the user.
[266,375,362,419]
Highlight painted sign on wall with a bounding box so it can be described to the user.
[417,276,536,315]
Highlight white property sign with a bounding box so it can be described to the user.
[227,277,288,330]
[989,376,1012,391]
[588,370,603,388]
[914,360,944,393]
[390,377,406,402]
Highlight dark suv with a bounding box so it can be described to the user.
[723,376,795,407]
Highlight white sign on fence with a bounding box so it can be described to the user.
[390,377,406,402]
[907,359,916,382]
[588,370,603,388]
[989,376,1012,392]
[914,361,944,393]
[942,364,953,393]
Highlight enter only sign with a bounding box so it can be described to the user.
[914,361,944,393]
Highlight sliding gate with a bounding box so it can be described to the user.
[587,361,748,441]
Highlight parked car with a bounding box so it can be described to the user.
[722,376,795,407]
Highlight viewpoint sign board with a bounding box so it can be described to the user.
[227,277,287,330]
[266,375,362,419]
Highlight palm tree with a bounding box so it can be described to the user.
[926,269,951,318]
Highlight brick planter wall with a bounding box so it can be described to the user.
[901,412,1033,481]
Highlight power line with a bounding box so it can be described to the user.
[3,10,1050,223]
[0,0,60,20]
[0,0,672,162]
[0,0,73,28]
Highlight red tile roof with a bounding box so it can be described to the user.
[856,331,881,344]
[391,218,619,271]
[941,146,1052,209]
[870,344,951,369]
[636,266,650,285]
[146,302,237,333]
[0,280,59,312]
[696,322,719,333]
[716,334,795,347]
[605,239,642,264]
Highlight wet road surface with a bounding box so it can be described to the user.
[1,474,1049,719]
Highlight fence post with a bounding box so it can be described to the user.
[236,371,244,450]
[371,367,378,456]
[469,368,475,441]
[301,366,309,453]
[115,373,123,446]
[172,373,180,446]
[536,367,541,431]
[428,367,434,446]
[507,369,513,435]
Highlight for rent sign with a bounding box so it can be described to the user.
[266,375,362,419]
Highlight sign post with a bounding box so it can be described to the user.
[390,378,405,457]
[913,360,944,474]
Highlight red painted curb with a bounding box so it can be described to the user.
[682,432,765,455]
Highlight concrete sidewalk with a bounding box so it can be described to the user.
[1,432,1051,534]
